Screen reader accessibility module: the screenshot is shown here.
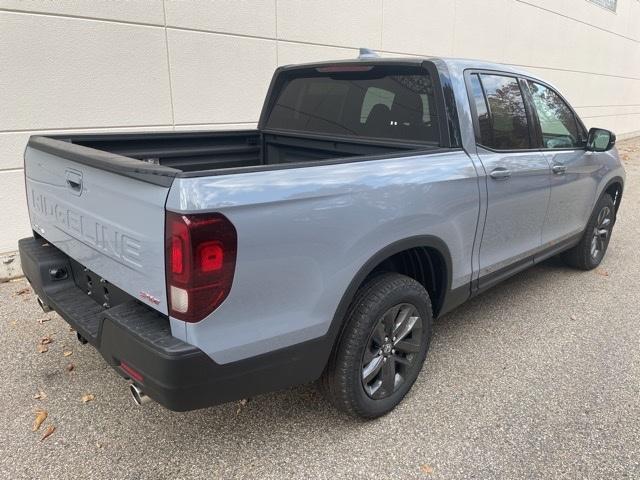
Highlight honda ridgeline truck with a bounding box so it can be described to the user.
[20,53,625,418]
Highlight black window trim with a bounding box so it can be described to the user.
[464,68,589,154]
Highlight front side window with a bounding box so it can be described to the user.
[265,65,440,144]
[527,81,583,149]
[471,74,531,150]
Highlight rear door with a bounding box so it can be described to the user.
[466,72,551,288]
[24,141,171,313]
[523,80,597,244]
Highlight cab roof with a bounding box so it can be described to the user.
[279,54,536,82]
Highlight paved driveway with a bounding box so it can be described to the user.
[1,139,639,479]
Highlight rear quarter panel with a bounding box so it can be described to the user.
[167,150,480,364]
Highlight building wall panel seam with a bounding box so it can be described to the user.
[0,6,165,28]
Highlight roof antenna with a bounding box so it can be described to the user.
[358,48,379,59]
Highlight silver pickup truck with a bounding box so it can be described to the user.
[20,54,625,418]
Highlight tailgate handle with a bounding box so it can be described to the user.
[65,169,83,195]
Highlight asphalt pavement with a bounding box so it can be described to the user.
[1,139,639,479]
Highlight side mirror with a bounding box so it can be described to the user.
[587,128,616,152]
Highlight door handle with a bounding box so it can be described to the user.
[552,164,567,175]
[489,168,512,180]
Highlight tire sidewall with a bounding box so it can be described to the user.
[583,194,616,269]
[339,275,433,417]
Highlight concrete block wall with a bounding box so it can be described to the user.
[1,0,639,259]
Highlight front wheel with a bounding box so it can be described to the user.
[562,193,616,270]
[319,273,433,418]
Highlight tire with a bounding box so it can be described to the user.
[562,193,616,270]
[320,272,433,419]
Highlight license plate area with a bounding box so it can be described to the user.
[69,259,131,309]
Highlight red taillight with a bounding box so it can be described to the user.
[165,211,237,322]
[197,241,224,272]
[171,235,185,274]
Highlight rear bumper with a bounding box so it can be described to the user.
[19,236,328,411]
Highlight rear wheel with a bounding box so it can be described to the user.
[320,273,432,418]
[562,193,616,270]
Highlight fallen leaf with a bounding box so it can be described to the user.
[13,287,30,297]
[40,425,55,441]
[37,344,49,354]
[81,394,95,403]
[595,269,609,277]
[33,391,47,400]
[420,464,434,475]
[63,350,73,357]
[32,410,48,431]
[40,335,53,345]
[236,398,249,415]
[66,363,75,372]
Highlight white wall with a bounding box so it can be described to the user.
[1,0,639,253]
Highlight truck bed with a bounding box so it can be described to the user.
[41,129,425,175]
[23,125,444,326]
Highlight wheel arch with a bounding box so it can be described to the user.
[326,236,456,352]
[602,176,624,213]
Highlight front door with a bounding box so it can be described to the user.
[466,73,551,289]
[523,80,599,245]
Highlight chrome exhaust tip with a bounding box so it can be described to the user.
[129,384,150,406]
[36,296,52,313]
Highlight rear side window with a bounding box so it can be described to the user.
[468,74,492,146]
[526,81,583,149]
[265,66,440,144]
[470,73,531,150]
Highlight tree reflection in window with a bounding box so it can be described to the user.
[479,74,531,150]
[527,81,581,149]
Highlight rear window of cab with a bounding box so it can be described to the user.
[265,65,441,145]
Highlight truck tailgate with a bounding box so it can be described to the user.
[24,140,171,314]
